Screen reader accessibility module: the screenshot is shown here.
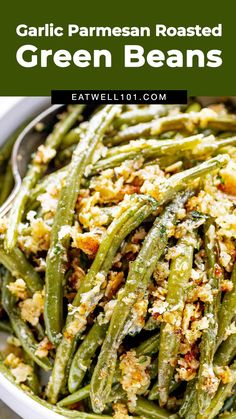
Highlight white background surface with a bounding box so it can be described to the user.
[0,400,20,419]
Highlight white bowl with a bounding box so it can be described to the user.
[0,97,51,148]
[1,96,236,418]
[0,371,61,419]
[0,97,62,419]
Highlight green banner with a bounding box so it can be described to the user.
[0,0,235,95]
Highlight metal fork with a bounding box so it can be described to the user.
[0,104,63,217]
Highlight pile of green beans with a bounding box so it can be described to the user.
[0,101,236,418]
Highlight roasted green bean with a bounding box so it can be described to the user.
[217,262,236,348]
[197,361,236,419]
[68,321,108,393]
[154,233,195,405]
[0,101,235,419]
[197,219,221,414]
[2,271,51,371]
[46,194,157,403]
[45,105,121,345]
[90,193,191,413]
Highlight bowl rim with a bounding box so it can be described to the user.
[0,97,51,148]
[0,97,62,419]
[0,372,62,419]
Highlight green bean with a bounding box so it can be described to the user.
[61,120,88,150]
[186,399,198,419]
[30,155,176,207]
[0,357,43,406]
[2,271,51,371]
[186,102,201,113]
[102,121,152,146]
[63,105,180,149]
[106,135,200,159]
[58,136,185,169]
[0,356,17,381]
[197,361,236,419]
[58,384,91,406]
[0,360,111,418]
[220,413,236,419]
[148,380,180,402]
[0,245,43,293]
[61,386,168,418]
[135,332,160,356]
[91,134,203,173]
[149,356,159,379]
[69,328,161,395]
[0,319,13,333]
[57,410,112,419]
[0,174,4,195]
[0,161,14,205]
[59,105,112,152]
[86,156,229,413]
[66,383,125,406]
[61,128,81,150]
[69,321,108,393]
[144,316,161,331]
[95,134,236,175]
[183,335,236,419]
[133,397,171,419]
[109,334,160,391]
[221,390,236,413]
[113,105,176,128]
[150,155,182,171]
[106,112,190,146]
[179,380,198,419]
[197,219,221,414]
[31,138,233,208]
[23,351,41,395]
[160,155,229,204]
[215,135,236,148]
[26,369,41,395]
[153,233,195,406]
[208,115,236,132]
[57,135,192,170]
[69,329,160,397]
[30,176,114,227]
[107,111,206,145]
[70,198,155,310]
[0,356,34,397]
[191,136,236,158]
[217,263,236,349]
[90,193,191,413]
[45,105,121,345]
[59,385,170,419]
[5,105,84,252]
[214,333,236,367]
[28,165,68,208]
[34,153,173,206]
[55,144,76,165]
[46,194,157,404]
[0,100,233,418]
[151,112,236,136]
[44,104,84,149]
[0,355,41,402]
[153,136,236,172]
